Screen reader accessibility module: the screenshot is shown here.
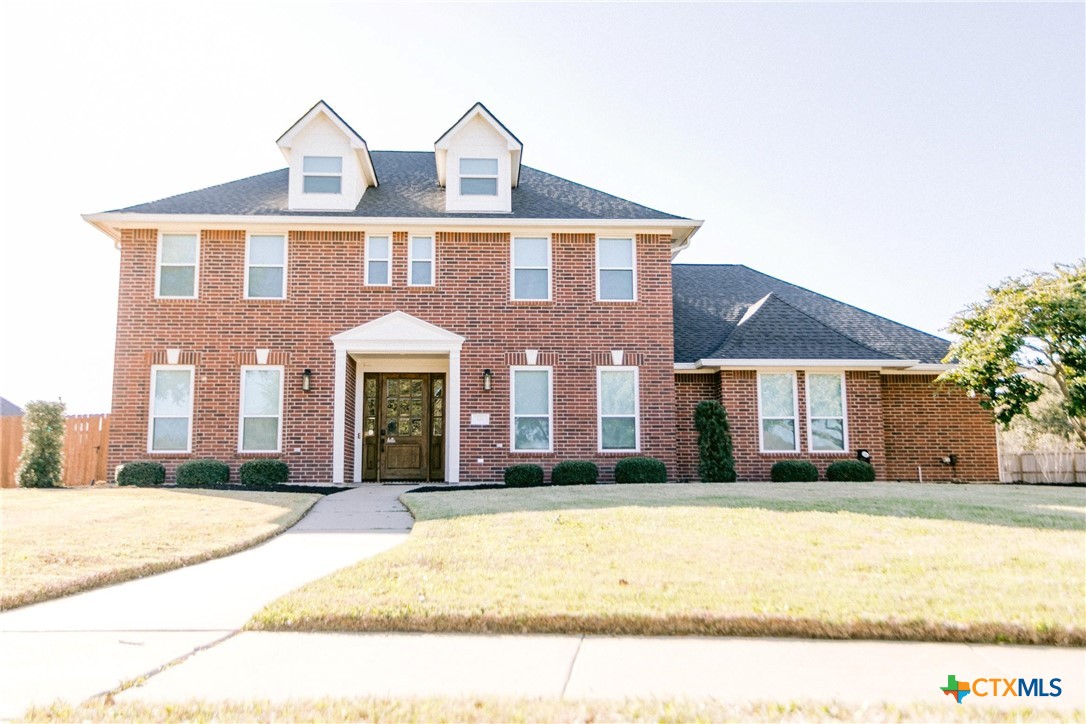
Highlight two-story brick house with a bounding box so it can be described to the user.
[85,101,999,484]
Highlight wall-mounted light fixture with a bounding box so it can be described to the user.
[856,449,872,463]
[301,368,312,392]
[483,368,493,391]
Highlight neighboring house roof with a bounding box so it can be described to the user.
[0,397,23,416]
[672,264,951,364]
[108,151,687,221]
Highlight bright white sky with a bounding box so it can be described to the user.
[0,1,1082,414]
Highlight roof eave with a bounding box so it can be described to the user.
[690,358,924,370]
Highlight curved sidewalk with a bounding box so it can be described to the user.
[0,485,414,719]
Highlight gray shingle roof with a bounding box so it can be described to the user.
[111,151,686,221]
[0,397,23,416]
[673,265,950,364]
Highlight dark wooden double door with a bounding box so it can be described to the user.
[360,373,445,482]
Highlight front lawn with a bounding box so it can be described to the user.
[251,483,1086,644]
[1,487,319,609]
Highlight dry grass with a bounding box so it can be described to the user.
[1,487,319,609]
[251,483,1085,644]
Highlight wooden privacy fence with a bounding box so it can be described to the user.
[1000,451,1086,484]
[0,414,110,488]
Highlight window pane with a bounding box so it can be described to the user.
[161,234,197,263]
[460,177,498,196]
[154,370,191,415]
[514,238,548,267]
[602,417,636,450]
[410,261,432,285]
[159,266,195,297]
[368,260,389,285]
[514,269,548,300]
[243,369,280,416]
[152,417,189,451]
[600,269,634,300]
[514,370,549,414]
[411,237,432,260]
[760,374,795,418]
[809,374,844,417]
[303,175,341,193]
[811,418,845,451]
[762,419,797,451]
[248,267,284,297]
[249,235,285,265]
[599,238,633,267]
[600,370,636,414]
[242,417,279,451]
[460,158,498,175]
[368,236,389,259]
[303,155,342,173]
[515,417,550,450]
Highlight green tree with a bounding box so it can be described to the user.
[940,260,1086,447]
[694,400,736,482]
[17,400,66,488]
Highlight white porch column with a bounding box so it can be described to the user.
[447,347,461,483]
[332,347,347,484]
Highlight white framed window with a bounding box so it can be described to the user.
[302,155,342,194]
[511,366,552,452]
[597,367,640,451]
[758,371,799,452]
[239,366,284,453]
[409,236,434,286]
[148,365,194,453]
[155,232,199,299]
[597,237,636,301]
[511,236,551,300]
[807,372,848,452]
[365,235,391,286]
[245,234,287,299]
[459,157,498,196]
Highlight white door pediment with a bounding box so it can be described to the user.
[331,311,465,351]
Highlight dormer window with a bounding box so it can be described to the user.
[459,158,498,196]
[302,156,343,194]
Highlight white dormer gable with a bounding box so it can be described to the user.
[435,102,523,214]
[277,101,378,212]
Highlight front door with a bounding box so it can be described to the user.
[361,373,445,482]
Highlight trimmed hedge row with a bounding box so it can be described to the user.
[115,459,289,488]
[770,459,877,482]
[502,458,668,487]
[176,459,230,488]
[614,456,667,484]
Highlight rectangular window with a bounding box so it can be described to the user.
[808,372,847,452]
[511,236,550,300]
[597,237,635,300]
[459,157,498,196]
[156,233,198,298]
[758,372,798,452]
[239,366,283,453]
[302,155,342,194]
[409,236,434,286]
[598,367,639,451]
[245,234,286,299]
[511,367,552,452]
[148,365,194,452]
[365,235,391,286]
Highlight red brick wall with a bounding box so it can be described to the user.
[674,373,720,481]
[109,228,675,484]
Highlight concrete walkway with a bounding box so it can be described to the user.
[0,485,414,719]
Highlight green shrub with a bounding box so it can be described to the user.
[239,459,289,489]
[116,461,166,487]
[176,459,230,487]
[504,464,545,487]
[694,400,736,482]
[16,400,66,488]
[551,460,599,486]
[826,460,876,482]
[614,456,667,484]
[770,460,818,482]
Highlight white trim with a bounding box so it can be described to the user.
[154,231,200,299]
[147,365,195,454]
[757,370,800,453]
[408,235,435,287]
[510,365,554,453]
[238,365,285,454]
[364,235,392,286]
[510,235,552,301]
[596,236,637,302]
[244,232,288,300]
[805,371,849,454]
[596,366,641,453]
[698,359,921,369]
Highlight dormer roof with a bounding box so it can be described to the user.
[434,102,523,187]
[276,100,379,188]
